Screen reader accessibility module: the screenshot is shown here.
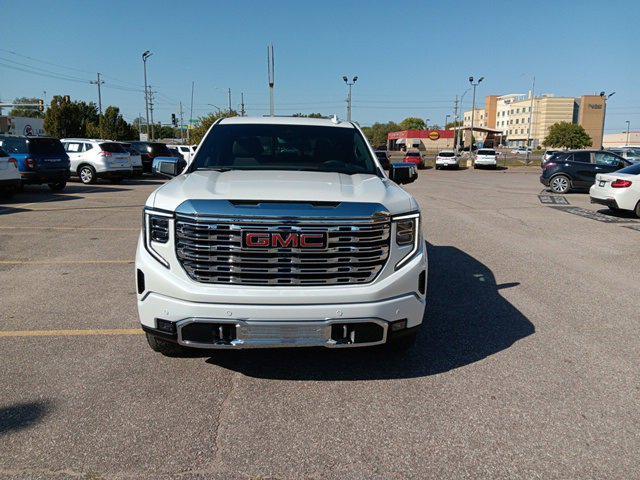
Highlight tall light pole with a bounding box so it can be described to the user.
[343,75,358,121]
[525,75,535,164]
[425,118,430,130]
[599,91,615,149]
[454,87,471,151]
[142,50,153,139]
[445,114,451,130]
[625,120,630,146]
[469,76,484,152]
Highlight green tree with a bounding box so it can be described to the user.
[9,97,44,118]
[86,106,137,140]
[399,117,426,130]
[44,96,98,138]
[361,121,401,148]
[188,110,238,144]
[445,120,463,129]
[543,122,592,149]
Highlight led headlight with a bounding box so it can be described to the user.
[143,208,172,268]
[394,212,420,270]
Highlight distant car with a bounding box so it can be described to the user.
[0,135,70,191]
[119,143,144,176]
[0,147,21,197]
[130,141,177,173]
[474,148,498,169]
[607,147,640,164]
[543,150,561,162]
[590,163,640,216]
[374,150,390,170]
[512,146,532,154]
[168,144,194,162]
[61,139,132,184]
[435,150,460,169]
[540,150,631,194]
[403,151,425,169]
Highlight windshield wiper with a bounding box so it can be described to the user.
[196,167,235,172]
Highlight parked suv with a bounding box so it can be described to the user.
[136,117,427,355]
[0,147,21,197]
[119,143,144,176]
[0,135,70,191]
[474,148,498,168]
[130,141,177,173]
[540,150,631,194]
[61,139,132,184]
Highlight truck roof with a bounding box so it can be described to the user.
[218,116,354,128]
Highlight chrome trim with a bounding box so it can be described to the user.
[176,317,388,349]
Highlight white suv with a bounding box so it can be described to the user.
[136,116,427,355]
[61,139,132,184]
[0,147,21,197]
[168,144,194,162]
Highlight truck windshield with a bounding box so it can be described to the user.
[192,124,379,175]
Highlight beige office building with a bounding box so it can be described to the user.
[462,108,488,143]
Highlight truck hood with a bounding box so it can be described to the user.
[149,170,416,215]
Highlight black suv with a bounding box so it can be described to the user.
[129,142,177,173]
[540,150,631,193]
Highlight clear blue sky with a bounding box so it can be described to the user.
[2,0,638,133]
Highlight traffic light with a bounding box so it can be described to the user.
[38,99,44,112]
[171,114,177,126]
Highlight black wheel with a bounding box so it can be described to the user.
[146,333,190,356]
[549,174,570,194]
[473,164,478,169]
[635,201,640,218]
[78,165,97,184]
[48,181,66,192]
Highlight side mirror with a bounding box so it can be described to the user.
[152,156,185,177]
[389,163,417,184]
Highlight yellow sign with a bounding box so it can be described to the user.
[428,131,440,140]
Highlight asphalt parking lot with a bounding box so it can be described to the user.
[1,169,639,479]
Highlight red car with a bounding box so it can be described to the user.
[403,151,425,169]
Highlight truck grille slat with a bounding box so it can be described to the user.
[175,215,390,286]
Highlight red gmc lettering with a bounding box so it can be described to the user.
[245,232,270,247]
[272,233,299,248]
[299,234,325,248]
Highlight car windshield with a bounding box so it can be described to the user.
[439,152,455,157]
[406,152,420,157]
[618,163,640,175]
[28,138,66,155]
[478,149,495,155]
[192,124,379,175]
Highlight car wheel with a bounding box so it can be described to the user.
[145,333,190,357]
[78,165,97,184]
[635,201,640,218]
[48,181,66,192]
[549,174,570,194]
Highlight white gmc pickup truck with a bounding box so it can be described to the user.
[136,116,427,355]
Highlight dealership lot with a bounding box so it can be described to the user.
[1,170,639,479]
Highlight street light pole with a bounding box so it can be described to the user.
[142,51,153,139]
[445,114,450,130]
[525,75,535,164]
[599,91,615,149]
[425,118,430,130]
[343,75,358,121]
[469,76,484,153]
[625,120,630,146]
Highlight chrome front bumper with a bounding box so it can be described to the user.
[175,317,389,349]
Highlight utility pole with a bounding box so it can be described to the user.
[343,75,358,121]
[268,44,275,116]
[525,75,536,164]
[43,90,47,112]
[148,88,155,140]
[453,95,459,151]
[188,81,194,143]
[227,88,232,113]
[179,102,184,142]
[445,114,450,130]
[240,92,246,116]
[142,51,153,139]
[625,120,630,146]
[469,76,484,153]
[90,72,104,115]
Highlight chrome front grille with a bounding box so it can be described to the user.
[175,215,391,286]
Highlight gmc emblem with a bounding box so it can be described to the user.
[242,231,328,249]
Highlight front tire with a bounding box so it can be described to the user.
[78,165,97,185]
[635,201,640,218]
[549,174,571,194]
